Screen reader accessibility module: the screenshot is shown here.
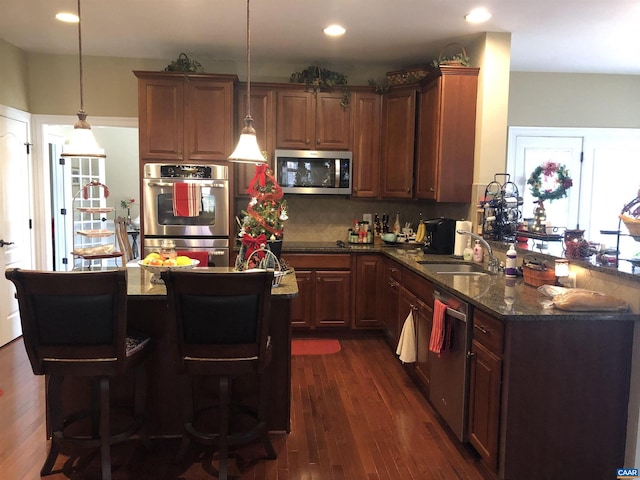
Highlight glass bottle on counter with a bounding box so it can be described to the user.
[393,211,401,234]
[160,239,176,260]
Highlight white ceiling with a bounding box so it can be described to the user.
[1,0,639,75]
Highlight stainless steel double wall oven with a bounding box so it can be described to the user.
[142,163,229,266]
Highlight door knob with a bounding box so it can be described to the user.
[0,239,15,248]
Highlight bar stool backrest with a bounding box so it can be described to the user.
[5,268,129,376]
[161,270,274,375]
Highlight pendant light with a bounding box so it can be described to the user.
[228,0,266,164]
[61,0,105,158]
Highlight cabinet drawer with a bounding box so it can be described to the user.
[402,268,434,306]
[472,309,504,355]
[282,253,351,270]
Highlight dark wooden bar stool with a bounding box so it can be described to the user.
[5,268,151,480]
[161,270,276,479]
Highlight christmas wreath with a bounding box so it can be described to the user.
[527,161,573,202]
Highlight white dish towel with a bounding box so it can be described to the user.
[396,310,416,364]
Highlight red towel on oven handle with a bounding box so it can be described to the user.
[429,298,448,355]
[173,183,201,217]
[176,250,208,267]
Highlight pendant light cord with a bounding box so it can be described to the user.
[77,0,85,114]
[245,0,252,119]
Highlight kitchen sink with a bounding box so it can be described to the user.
[416,262,489,275]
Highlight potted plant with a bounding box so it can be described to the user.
[235,164,288,270]
[290,65,350,108]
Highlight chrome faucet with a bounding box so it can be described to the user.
[456,230,500,273]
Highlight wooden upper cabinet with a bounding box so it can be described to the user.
[276,88,351,150]
[235,84,276,194]
[414,66,479,202]
[134,71,237,162]
[351,91,382,198]
[380,86,417,198]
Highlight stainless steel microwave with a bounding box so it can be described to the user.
[274,149,352,194]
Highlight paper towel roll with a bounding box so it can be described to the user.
[454,220,473,257]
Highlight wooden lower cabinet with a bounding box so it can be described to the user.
[315,270,351,327]
[290,270,313,328]
[468,339,502,471]
[283,254,351,330]
[469,308,634,479]
[354,254,383,328]
[381,259,402,346]
[413,296,433,395]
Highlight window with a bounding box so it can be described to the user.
[507,127,640,260]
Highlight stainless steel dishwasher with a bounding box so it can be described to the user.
[429,289,472,442]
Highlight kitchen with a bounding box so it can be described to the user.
[2,1,640,478]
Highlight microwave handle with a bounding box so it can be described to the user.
[334,159,341,188]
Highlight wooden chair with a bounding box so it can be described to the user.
[4,268,151,480]
[115,216,133,265]
[161,269,276,479]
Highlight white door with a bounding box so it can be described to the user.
[508,132,584,231]
[0,107,34,346]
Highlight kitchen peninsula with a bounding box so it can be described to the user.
[124,265,298,435]
[279,241,640,480]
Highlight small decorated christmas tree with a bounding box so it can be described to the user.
[235,164,288,270]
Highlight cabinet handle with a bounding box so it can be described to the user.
[467,351,476,358]
[317,138,321,145]
[474,323,490,334]
[410,304,418,311]
[305,139,311,145]
[429,187,435,192]
[389,280,399,288]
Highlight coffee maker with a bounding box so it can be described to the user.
[422,218,456,254]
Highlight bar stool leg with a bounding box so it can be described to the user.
[218,376,230,480]
[41,376,64,476]
[98,377,112,480]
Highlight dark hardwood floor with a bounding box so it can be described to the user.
[0,337,487,479]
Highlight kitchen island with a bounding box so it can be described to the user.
[126,264,298,435]
[57,265,298,439]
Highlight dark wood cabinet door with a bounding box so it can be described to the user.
[290,270,313,328]
[414,297,433,394]
[380,87,417,198]
[415,67,479,202]
[354,255,383,328]
[468,339,502,472]
[315,93,351,150]
[381,262,401,346]
[185,78,234,161]
[235,85,276,194]
[315,271,351,327]
[351,91,381,198]
[137,76,185,161]
[276,90,315,149]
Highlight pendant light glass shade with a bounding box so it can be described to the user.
[61,112,106,157]
[61,0,105,158]
[229,0,266,164]
[229,115,266,163]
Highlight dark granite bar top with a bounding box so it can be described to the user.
[279,241,640,322]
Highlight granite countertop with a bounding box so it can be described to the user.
[126,263,298,299]
[279,241,640,322]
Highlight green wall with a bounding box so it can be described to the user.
[0,38,29,111]
[508,71,640,128]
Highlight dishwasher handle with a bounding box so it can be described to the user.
[434,290,468,322]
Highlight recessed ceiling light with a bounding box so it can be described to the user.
[324,24,346,37]
[465,8,492,24]
[56,12,79,23]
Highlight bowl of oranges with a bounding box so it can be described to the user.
[138,253,200,284]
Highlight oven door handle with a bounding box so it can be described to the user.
[146,181,225,188]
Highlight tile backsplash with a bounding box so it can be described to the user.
[235,195,471,243]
